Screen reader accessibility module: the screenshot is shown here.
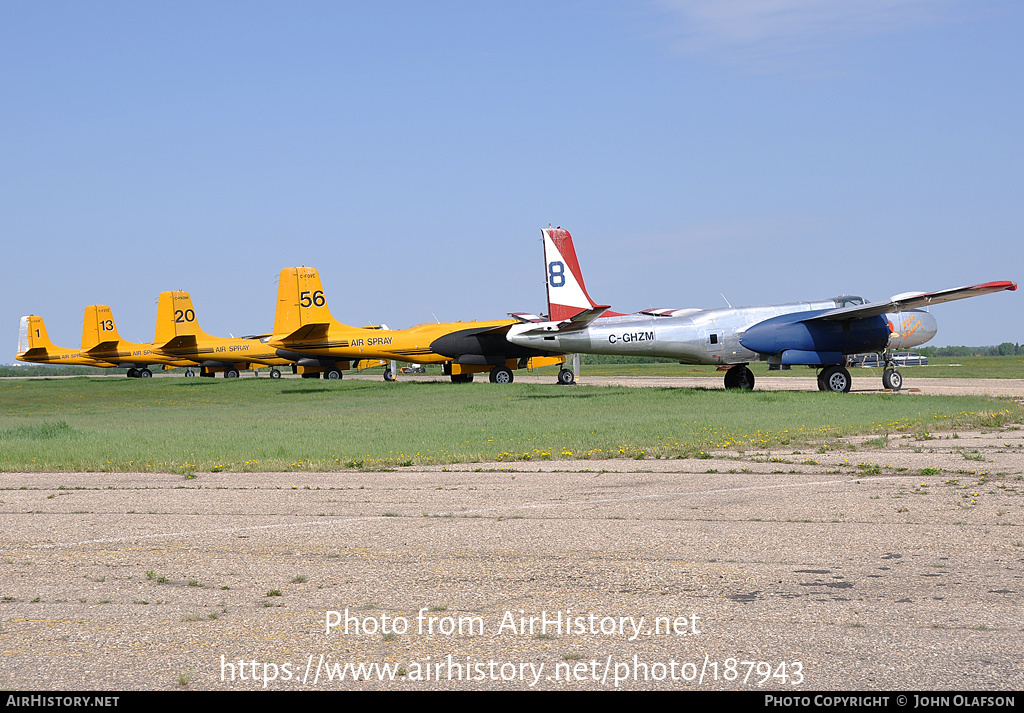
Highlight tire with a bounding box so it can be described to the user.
[489,366,514,384]
[557,368,575,385]
[383,368,395,382]
[821,366,852,393]
[324,368,343,380]
[451,373,473,383]
[723,365,754,390]
[139,368,152,378]
[127,368,138,378]
[882,368,902,391]
[185,369,195,377]
[817,371,828,391]
[224,368,240,379]
[269,369,281,379]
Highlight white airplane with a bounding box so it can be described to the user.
[506,228,1017,392]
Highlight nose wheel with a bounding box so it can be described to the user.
[882,367,902,391]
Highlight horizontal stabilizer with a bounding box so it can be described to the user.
[509,312,546,324]
[515,305,612,336]
[159,335,199,351]
[279,323,331,343]
[639,307,703,318]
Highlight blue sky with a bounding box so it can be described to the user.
[2,0,1021,354]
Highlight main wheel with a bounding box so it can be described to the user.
[127,368,138,378]
[383,368,395,382]
[489,366,514,384]
[324,368,343,380]
[820,365,852,393]
[139,368,152,378]
[723,365,754,390]
[882,368,903,391]
[269,368,282,379]
[557,368,575,385]
[224,368,240,379]
[817,371,828,391]
[185,369,195,377]
[450,373,473,383]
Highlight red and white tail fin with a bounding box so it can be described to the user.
[542,227,623,321]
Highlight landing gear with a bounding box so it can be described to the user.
[224,368,240,379]
[323,368,343,380]
[138,368,152,378]
[723,364,754,390]
[126,368,138,378]
[301,372,320,379]
[451,373,473,383]
[383,368,395,382]
[557,368,575,385]
[882,368,903,391]
[184,369,195,377]
[489,366,514,384]
[819,365,852,393]
[269,368,282,379]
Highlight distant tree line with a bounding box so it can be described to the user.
[0,365,109,377]
[917,344,1023,357]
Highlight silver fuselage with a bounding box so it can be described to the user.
[507,300,937,365]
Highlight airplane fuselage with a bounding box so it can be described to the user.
[509,300,938,366]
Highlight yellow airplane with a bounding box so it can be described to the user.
[17,307,196,377]
[78,304,198,377]
[269,266,566,382]
[16,315,118,368]
[151,290,295,378]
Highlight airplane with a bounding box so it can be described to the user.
[506,227,1017,393]
[17,307,198,377]
[151,290,296,378]
[269,266,568,382]
[77,304,198,377]
[16,315,119,369]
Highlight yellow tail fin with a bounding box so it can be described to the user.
[274,267,346,337]
[154,291,210,345]
[17,315,58,356]
[81,305,122,351]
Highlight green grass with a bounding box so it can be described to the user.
[0,377,1019,472]
[531,356,1024,380]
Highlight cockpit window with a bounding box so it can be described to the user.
[833,295,865,307]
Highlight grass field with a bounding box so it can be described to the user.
[528,356,1024,380]
[1,377,1020,472]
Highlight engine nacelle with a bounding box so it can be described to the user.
[885,310,937,349]
[739,310,890,359]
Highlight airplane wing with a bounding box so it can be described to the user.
[807,281,1017,322]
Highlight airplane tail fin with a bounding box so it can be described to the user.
[154,291,212,345]
[274,267,344,340]
[542,227,623,321]
[81,305,123,351]
[17,315,58,357]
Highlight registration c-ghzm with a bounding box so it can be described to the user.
[608,331,654,345]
